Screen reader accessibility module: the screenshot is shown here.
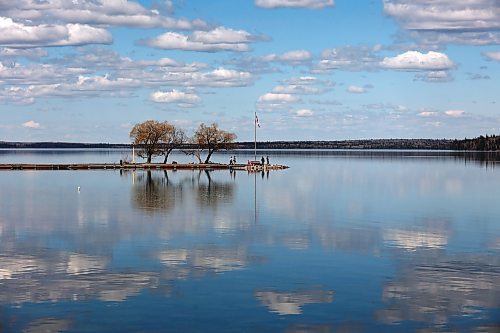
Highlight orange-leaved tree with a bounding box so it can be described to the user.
[130,120,185,163]
[190,123,237,163]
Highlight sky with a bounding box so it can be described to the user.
[0,0,499,143]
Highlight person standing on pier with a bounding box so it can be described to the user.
[266,156,270,165]
[261,156,265,165]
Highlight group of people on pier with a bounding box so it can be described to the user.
[261,156,270,165]
[229,155,271,166]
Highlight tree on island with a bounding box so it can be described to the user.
[185,123,237,163]
[130,120,184,163]
[161,125,186,163]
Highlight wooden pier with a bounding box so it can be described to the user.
[0,163,289,171]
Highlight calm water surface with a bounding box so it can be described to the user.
[0,150,499,332]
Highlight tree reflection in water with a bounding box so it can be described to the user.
[131,170,181,213]
[129,170,235,213]
[195,170,234,208]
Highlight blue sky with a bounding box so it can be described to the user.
[0,0,499,142]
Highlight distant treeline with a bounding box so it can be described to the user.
[0,142,130,149]
[449,135,500,151]
[1,135,499,151]
[238,139,454,150]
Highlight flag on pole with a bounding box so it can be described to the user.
[255,114,260,128]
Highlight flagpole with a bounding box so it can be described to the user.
[254,111,257,161]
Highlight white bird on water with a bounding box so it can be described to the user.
[78,186,81,192]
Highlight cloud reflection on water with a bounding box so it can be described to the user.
[0,245,258,307]
[255,289,334,315]
[66,253,109,275]
[383,228,449,251]
[0,169,254,316]
[0,151,499,331]
[0,252,158,305]
[23,318,72,333]
[380,218,453,278]
[157,246,262,277]
[377,254,500,329]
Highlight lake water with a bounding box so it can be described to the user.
[0,149,499,332]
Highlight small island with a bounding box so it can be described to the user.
[0,120,289,171]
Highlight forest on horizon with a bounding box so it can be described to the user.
[1,135,499,151]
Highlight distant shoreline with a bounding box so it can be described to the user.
[1,136,499,151]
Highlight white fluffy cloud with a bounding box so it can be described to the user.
[1,0,205,30]
[277,77,335,99]
[260,50,312,65]
[22,120,41,129]
[384,0,500,31]
[445,110,465,117]
[0,47,47,58]
[0,17,111,48]
[0,62,88,85]
[150,89,200,107]
[191,27,253,44]
[414,70,452,82]
[55,48,207,74]
[485,51,500,61]
[380,51,454,71]
[272,85,324,95]
[0,56,253,104]
[426,71,450,80]
[226,50,313,74]
[258,93,299,103]
[384,0,500,45]
[0,74,141,104]
[347,85,366,94]
[0,0,208,49]
[314,45,381,72]
[256,92,301,112]
[257,75,332,112]
[418,111,438,117]
[278,50,312,63]
[282,76,320,85]
[255,0,334,9]
[292,109,314,117]
[72,75,141,91]
[194,68,253,87]
[417,109,465,118]
[142,27,257,52]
